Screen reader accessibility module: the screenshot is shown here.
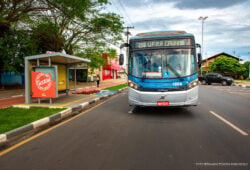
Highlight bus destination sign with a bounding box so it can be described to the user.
[135,39,191,48]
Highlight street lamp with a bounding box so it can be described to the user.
[198,16,208,76]
[248,52,250,78]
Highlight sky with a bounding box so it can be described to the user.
[107,0,250,61]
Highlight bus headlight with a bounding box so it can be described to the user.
[128,80,140,90]
[187,78,199,89]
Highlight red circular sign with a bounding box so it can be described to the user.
[35,73,52,91]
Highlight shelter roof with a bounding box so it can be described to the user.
[25,52,90,64]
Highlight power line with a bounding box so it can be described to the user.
[116,0,134,27]
[109,0,126,21]
[110,0,133,27]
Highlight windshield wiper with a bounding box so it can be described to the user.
[166,64,181,78]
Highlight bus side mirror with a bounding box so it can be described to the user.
[119,54,124,65]
[120,43,129,49]
[196,44,202,68]
[198,53,202,68]
[119,43,129,66]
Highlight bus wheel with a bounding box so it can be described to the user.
[128,105,137,114]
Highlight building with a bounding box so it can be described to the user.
[202,52,240,72]
[102,54,123,80]
[88,54,123,81]
[68,63,88,82]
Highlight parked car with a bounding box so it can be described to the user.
[199,73,234,86]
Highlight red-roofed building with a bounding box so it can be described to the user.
[101,54,123,80]
[202,52,241,72]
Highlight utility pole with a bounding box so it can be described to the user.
[123,26,134,76]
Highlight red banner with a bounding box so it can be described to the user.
[32,72,56,98]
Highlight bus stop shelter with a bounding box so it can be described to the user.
[24,52,90,104]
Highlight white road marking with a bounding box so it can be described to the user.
[229,92,249,94]
[209,111,248,136]
[206,86,250,94]
[0,95,119,156]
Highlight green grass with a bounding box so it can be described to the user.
[0,107,65,134]
[235,79,250,83]
[104,83,128,90]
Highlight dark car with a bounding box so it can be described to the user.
[199,73,234,86]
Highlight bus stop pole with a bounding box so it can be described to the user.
[74,64,76,91]
[66,65,69,96]
[37,59,41,104]
[48,57,51,66]
[25,58,31,104]
[48,57,52,104]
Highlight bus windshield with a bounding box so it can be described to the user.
[129,49,197,78]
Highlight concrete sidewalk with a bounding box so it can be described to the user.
[233,81,250,88]
[0,78,126,99]
[0,89,24,100]
[0,79,126,108]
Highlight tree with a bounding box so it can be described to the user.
[32,18,65,53]
[76,46,118,74]
[242,61,250,79]
[0,0,124,88]
[0,0,124,71]
[37,1,123,54]
[208,56,246,76]
[0,0,55,37]
[29,0,123,73]
[0,29,37,73]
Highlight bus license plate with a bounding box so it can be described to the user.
[157,101,169,106]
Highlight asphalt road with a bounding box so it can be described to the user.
[0,85,250,170]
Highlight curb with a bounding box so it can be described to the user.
[233,83,250,88]
[0,87,127,146]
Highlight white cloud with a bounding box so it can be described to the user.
[108,0,250,60]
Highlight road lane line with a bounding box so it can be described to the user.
[59,95,96,107]
[13,95,97,109]
[0,94,119,157]
[209,111,248,136]
[229,92,249,94]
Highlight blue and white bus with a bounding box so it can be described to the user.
[120,31,202,107]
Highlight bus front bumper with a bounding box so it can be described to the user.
[128,86,198,107]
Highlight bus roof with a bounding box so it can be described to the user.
[130,30,194,40]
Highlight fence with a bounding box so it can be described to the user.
[0,72,24,86]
